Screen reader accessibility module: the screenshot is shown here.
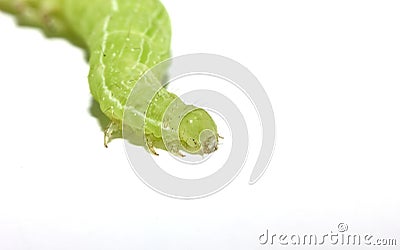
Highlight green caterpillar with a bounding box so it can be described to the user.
[0,0,219,155]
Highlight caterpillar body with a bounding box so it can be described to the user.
[0,0,219,155]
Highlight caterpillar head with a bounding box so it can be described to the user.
[179,109,219,155]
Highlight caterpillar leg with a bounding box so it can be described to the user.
[104,120,121,148]
[145,136,159,156]
[165,140,185,157]
[144,135,185,157]
[174,150,185,158]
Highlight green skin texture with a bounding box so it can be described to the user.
[0,0,219,155]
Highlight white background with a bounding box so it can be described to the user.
[1,0,399,249]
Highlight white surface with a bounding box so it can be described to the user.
[1,0,400,249]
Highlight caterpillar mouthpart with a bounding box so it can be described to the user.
[199,129,219,155]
